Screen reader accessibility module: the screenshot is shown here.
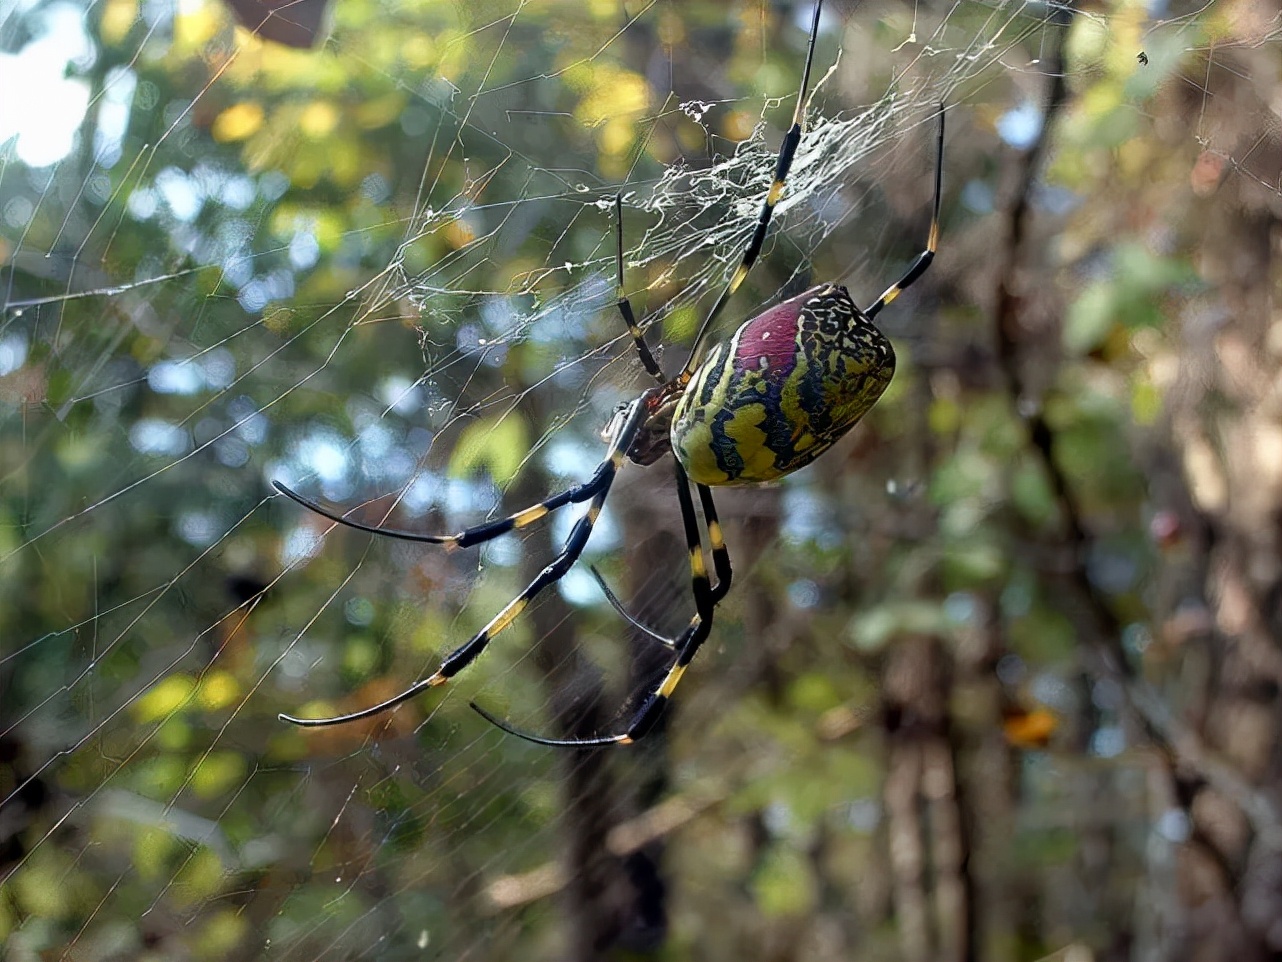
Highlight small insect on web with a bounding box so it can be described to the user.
[272,0,946,748]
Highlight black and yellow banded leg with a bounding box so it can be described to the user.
[585,480,731,647]
[613,194,665,383]
[278,399,648,729]
[865,105,945,321]
[697,483,732,603]
[681,0,824,378]
[273,438,627,550]
[473,602,714,747]
[675,462,714,623]
[472,462,722,747]
[606,465,721,744]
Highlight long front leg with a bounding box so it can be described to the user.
[273,454,617,550]
[864,105,945,320]
[612,194,665,383]
[679,0,825,377]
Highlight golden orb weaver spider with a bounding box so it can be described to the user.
[273,0,945,747]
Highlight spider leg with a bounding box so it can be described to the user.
[864,104,945,320]
[613,194,665,383]
[587,481,730,646]
[698,483,733,604]
[273,452,619,550]
[680,0,825,379]
[587,564,676,649]
[472,462,721,747]
[279,398,647,729]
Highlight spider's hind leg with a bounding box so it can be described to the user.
[587,564,678,649]
[472,462,726,747]
[587,477,733,647]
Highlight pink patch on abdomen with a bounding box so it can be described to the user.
[730,291,807,380]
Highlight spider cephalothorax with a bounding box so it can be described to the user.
[273,0,945,747]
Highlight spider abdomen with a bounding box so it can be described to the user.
[670,283,895,485]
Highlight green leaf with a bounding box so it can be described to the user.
[447,414,530,485]
[1064,282,1114,355]
[751,845,817,918]
[848,601,951,652]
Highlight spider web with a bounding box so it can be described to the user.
[1,0,1278,959]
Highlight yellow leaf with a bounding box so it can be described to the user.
[212,102,265,143]
[1131,377,1162,426]
[189,751,248,799]
[132,673,197,722]
[576,66,649,127]
[197,670,241,711]
[722,109,755,141]
[196,910,251,959]
[599,117,634,158]
[399,35,437,69]
[134,825,177,881]
[444,218,477,250]
[299,100,340,139]
[172,846,225,907]
[100,0,138,45]
[356,93,408,130]
[174,0,220,52]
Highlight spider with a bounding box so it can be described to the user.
[273,0,945,747]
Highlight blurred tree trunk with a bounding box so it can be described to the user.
[512,396,663,961]
[1162,103,1282,961]
[882,633,974,962]
[988,2,1282,956]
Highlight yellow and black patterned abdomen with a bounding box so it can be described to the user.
[670,283,895,485]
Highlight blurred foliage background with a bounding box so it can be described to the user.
[2,0,1281,960]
